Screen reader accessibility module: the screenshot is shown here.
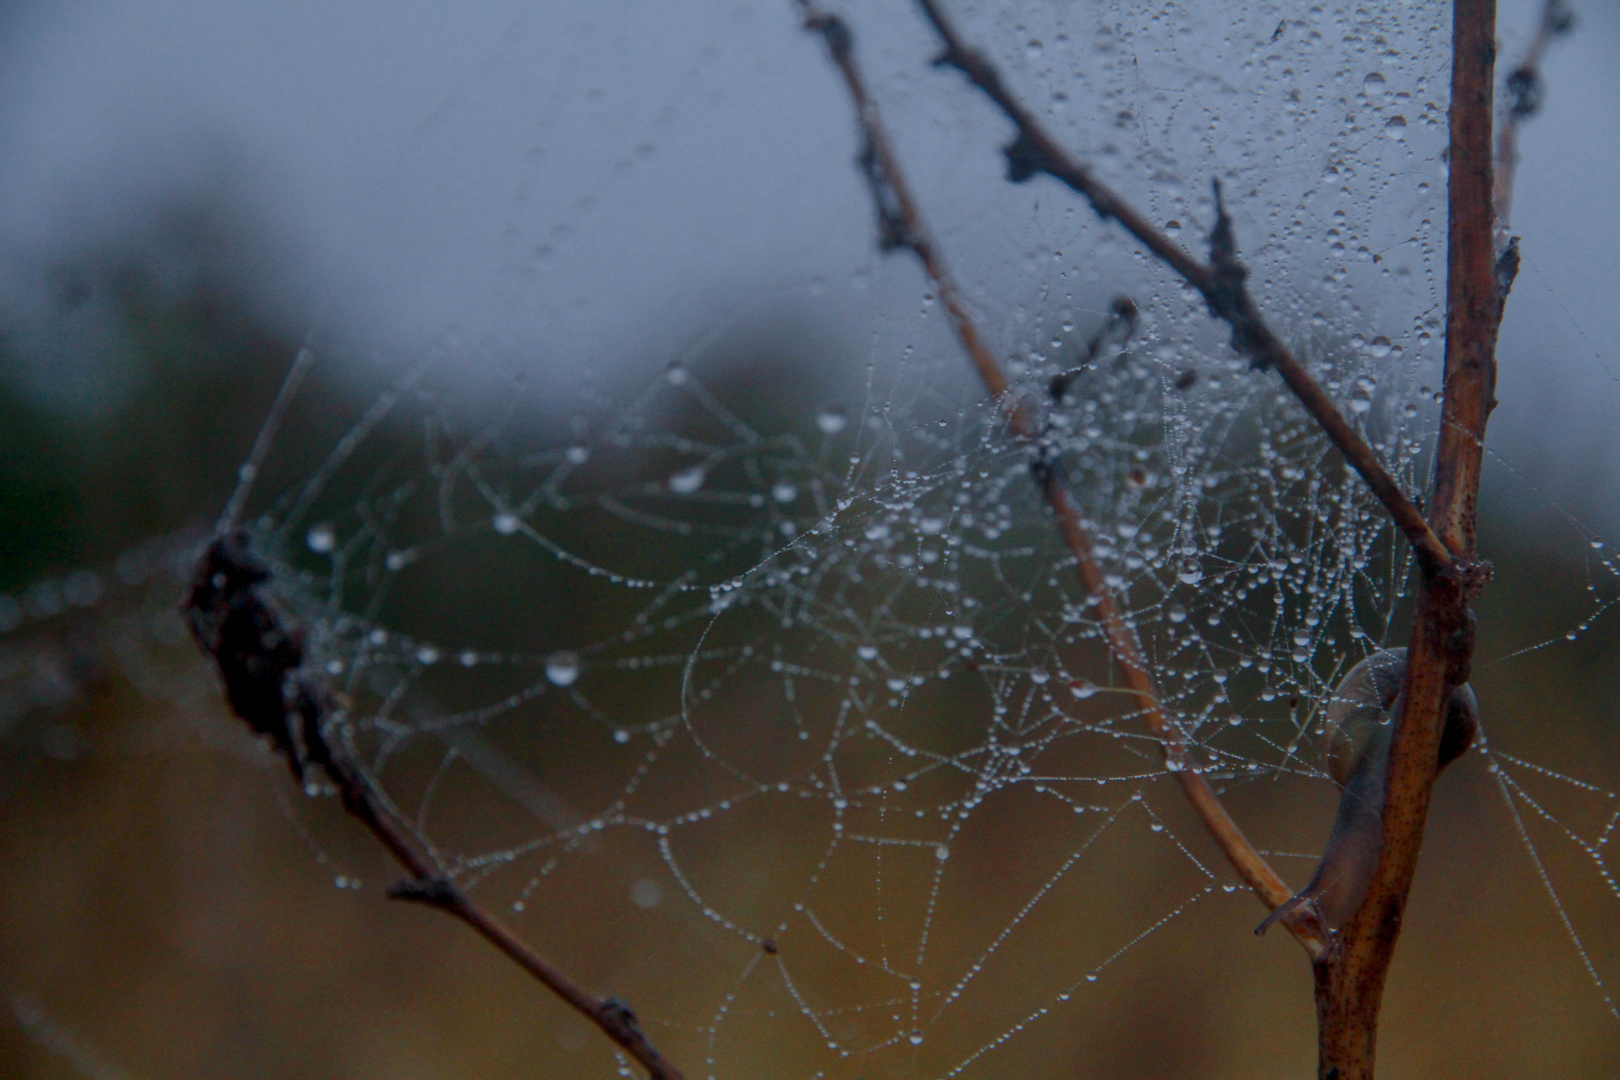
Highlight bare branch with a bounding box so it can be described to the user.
[911,0,1452,576]
[1318,1,1506,1074]
[182,533,687,1080]
[799,0,1328,959]
[1495,0,1575,228]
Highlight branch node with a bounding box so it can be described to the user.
[1205,179,1266,368]
[1505,65,1543,118]
[387,875,460,907]
[1495,235,1521,302]
[1546,0,1576,35]
[803,12,852,63]
[599,997,642,1039]
[1003,129,1045,183]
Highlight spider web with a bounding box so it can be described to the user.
[2,0,1618,1077]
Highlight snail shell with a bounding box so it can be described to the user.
[1256,648,1478,935]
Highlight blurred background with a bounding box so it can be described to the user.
[1,0,1617,1077]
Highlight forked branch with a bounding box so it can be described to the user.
[182,533,686,1080]
[798,0,1328,959]
[809,1,1525,1075]
[911,0,1452,577]
[1316,0,1508,1074]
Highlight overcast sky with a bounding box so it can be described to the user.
[0,0,1614,527]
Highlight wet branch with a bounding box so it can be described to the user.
[182,533,686,1080]
[798,0,1328,960]
[911,0,1451,577]
[808,0,1541,1073]
[1315,0,1508,1075]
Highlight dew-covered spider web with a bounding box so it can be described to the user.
[2,0,1618,1076]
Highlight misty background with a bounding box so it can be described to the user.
[0,1,1616,1078]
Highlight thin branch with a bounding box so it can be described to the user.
[798,0,1327,960]
[911,0,1452,577]
[182,533,686,1080]
[1495,0,1575,229]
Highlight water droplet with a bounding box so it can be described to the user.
[565,445,590,465]
[1384,115,1408,138]
[494,512,520,534]
[416,646,439,665]
[613,729,630,744]
[772,482,798,503]
[935,844,950,861]
[630,879,664,908]
[1369,336,1392,358]
[908,1031,924,1046]
[307,524,336,553]
[665,363,689,386]
[545,650,581,686]
[919,516,945,535]
[816,406,848,435]
[856,644,879,661]
[668,465,706,494]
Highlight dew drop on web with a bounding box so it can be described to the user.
[545,650,581,687]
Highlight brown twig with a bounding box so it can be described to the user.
[1495,0,1574,228]
[1313,1,1506,1075]
[798,0,1328,959]
[182,533,686,1080]
[911,0,1451,578]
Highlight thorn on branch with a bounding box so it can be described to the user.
[1004,129,1046,183]
[388,875,461,907]
[1205,179,1266,367]
[857,142,915,251]
[599,997,642,1040]
[803,12,852,63]
[1495,235,1521,302]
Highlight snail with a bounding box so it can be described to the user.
[1255,648,1478,936]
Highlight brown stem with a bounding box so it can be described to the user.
[341,758,685,1080]
[1316,1,1503,1075]
[799,0,1328,959]
[911,0,1451,577]
[182,534,686,1080]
